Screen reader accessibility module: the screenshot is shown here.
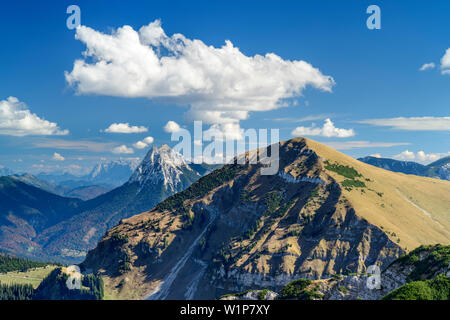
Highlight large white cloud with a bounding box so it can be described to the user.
[359,117,450,131]
[291,118,355,138]
[0,97,68,136]
[104,122,148,133]
[441,48,450,74]
[65,20,334,127]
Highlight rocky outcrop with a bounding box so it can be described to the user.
[222,244,450,300]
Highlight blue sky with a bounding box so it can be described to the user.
[0,0,449,174]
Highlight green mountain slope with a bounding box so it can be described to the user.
[0,177,83,259]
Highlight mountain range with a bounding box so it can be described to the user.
[358,156,450,181]
[0,159,141,201]
[0,176,84,259]
[8,173,111,201]
[84,159,140,186]
[0,145,214,263]
[80,138,450,299]
[36,159,140,188]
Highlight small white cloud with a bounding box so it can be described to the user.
[419,62,435,71]
[394,150,447,164]
[370,153,382,158]
[112,145,134,154]
[416,151,440,162]
[394,150,416,161]
[0,97,69,136]
[104,123,148,134]
[324,141,410,150]
[52,152,65,161]
[359,117,450,131]
[133,136,154,149]
[164,121,181,133]
[291,118,355,138]
[133,141,148,149]
[143,136,154,144]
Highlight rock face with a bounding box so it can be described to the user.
[294,244,449,300]
[129,145,200,194]
[222,245,449,300]
[80,138,450,300]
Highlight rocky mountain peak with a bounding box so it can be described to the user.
[128,144,196,193]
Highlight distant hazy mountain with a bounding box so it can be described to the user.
[424,156,450,180]
[63,185,112,201]
[0,166,13,177]
[0,176,83,260]
[357,156,427,176]
[358,156,450,181]
[10,173,111,201]
[34,145,210,263]
[36,172,83,185]
[10,173,71,195]
[86,159,140,186]
[36,159,139,189]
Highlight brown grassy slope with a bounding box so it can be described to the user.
[304,138,449,250]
